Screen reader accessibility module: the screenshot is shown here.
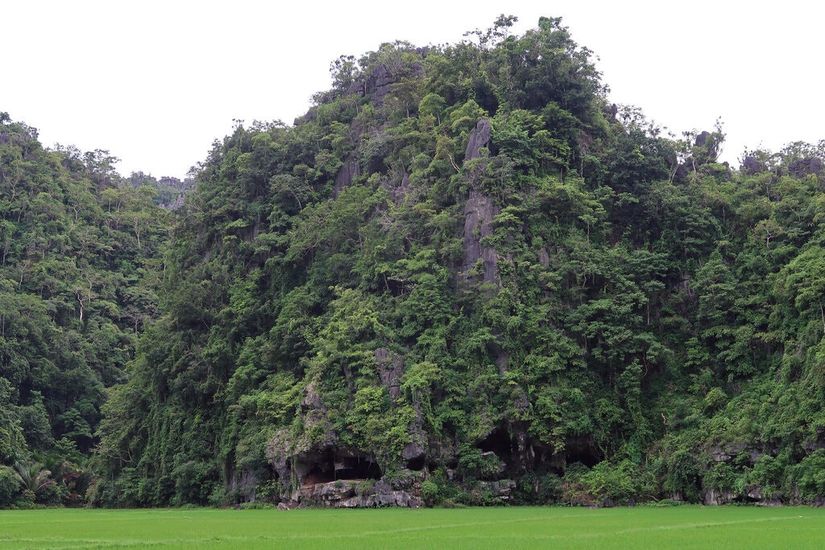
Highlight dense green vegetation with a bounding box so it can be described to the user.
[2,16,825,509]
[0,114,170,506]
[2,506,824,548]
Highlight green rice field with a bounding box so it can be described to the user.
[1,506,823,549]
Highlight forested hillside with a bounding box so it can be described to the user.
[0,114,170,505]
[3,16,825,509]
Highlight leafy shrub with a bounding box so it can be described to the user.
[457,447,503,480]
[514,472,562,504]
[254,479,283,503]
[110,467,148,507]
[463,484,498,506]
[703,387,728,412]
[662,450,702,501]
[0,465,20,507]
[702,462,738,495]
[35,480,64,505]
[420,479,441,507]
[746,453,789,499]
[18,489,36,506]
[85,478,116,507]
[565,460,654,505]
[355,479,375,497]
[208,485,229,507]
[789,450,825,501]
[171,461,219,505]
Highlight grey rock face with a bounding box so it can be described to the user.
[301,381,324,411]
[227,469,260,502]
[371,65,394,104]
[709,442,747,463]
[297,479,422,508]
[374,348,404,400]
[345,62,424,106]
[538,247,550,267]
[703,488,734,505]
[802,430,825,453]
[402,442,425,463]
[463,189,498,283]
[464,119,492,161]
[462,119,499,284]
[476,479,516,502]
[384,171,411,203]
[333,156,360,197]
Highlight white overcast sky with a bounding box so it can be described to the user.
[3,0,824,178]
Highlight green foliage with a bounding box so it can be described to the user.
[94,16,825,506]
[6,15,825,508]
[10,462,55,504]
[0,113,170,503]
[514,472,563,504]
[420,479,442,507]
[0,381,25,463]
[0,465,20,507]
[661,450,703,501]
[790,450,825,500]
[569,460,655,505]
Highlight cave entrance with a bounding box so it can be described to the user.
[303,466,335,486]
[479,427,514,465]
[406,455,425,471]
[299,449,383,486]
[335,455,382,480]
[301,448,336,486]
[564,436,601,468]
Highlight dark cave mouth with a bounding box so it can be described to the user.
[300,449,382,486]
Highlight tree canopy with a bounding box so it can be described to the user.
[3,16,825,508]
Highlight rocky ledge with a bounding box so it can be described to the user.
[289,479,422,508]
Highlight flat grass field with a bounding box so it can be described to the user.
[1,506,824,549]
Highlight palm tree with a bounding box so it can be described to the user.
[12,461,54,497]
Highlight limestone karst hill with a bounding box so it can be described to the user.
[3,16,825,509]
